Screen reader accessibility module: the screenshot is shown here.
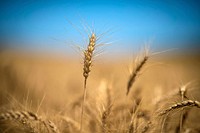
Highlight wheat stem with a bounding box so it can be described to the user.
[80,78,87,131]
[80,33,96,132]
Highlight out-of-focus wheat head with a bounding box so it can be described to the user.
[0,110,60,133]
[127,46,149,95]
[96,80,113,133]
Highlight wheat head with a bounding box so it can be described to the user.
[160,100,200,115]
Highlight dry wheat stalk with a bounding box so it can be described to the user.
[0,110,60,133]
[160,100,200,115]
[96,81,113,133]
[127,87,146,133]
[127,48,149,95]
[128,99,142,133]
[101,104,112,133]
[80,33,96,131]
[176,109,190,133]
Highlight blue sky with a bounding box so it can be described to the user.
[0,0,200,54]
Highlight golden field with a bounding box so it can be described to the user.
[0,50,200,133]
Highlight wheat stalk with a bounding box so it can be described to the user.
[80,33,96,131]
[128,97,142,133]
[159,100,200,115]
[101,104,112,133]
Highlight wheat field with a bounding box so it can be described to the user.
[0,48,200,133]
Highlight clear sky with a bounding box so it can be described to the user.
[0,0,200,54]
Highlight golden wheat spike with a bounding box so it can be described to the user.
[81,33,96,132]
[83,33,96,80]
[160,100,200,115]
[0,110,41,121]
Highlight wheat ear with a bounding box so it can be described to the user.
[80,33,96,131]
[0,110,60,133]
[127,48,149,95]
[101,104,112,133]
[160,100,200,115]
[0,111,41,121]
